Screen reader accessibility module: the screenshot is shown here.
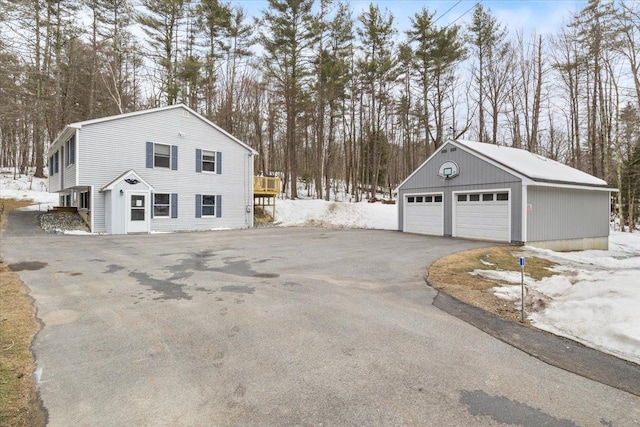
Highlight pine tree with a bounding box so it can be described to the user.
[137,0,185,105]
[408,7,466,151]
[467,4,507,143]
[356,3,396,198]
[258,0,316,199]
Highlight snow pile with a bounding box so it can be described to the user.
[0,171,58,210]
[480,232,640,364]
[274,198,397,230]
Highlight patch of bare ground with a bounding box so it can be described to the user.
[254,207,275,226]
[0,198,46,427]
[427,246,557,324]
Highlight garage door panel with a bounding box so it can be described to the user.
[404,195,443,236]
[455,195,510,241]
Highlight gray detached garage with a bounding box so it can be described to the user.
[396,140,615,251]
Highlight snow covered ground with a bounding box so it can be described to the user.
[474,233,640,365]
[2,171,639,365]
[0,171,58,210]
[273,198,397,230]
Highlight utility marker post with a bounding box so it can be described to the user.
[519,256,525,322]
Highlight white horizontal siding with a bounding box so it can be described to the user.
[78,107,254,233]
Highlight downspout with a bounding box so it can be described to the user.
[90,185,94,233]
[521,184,528,244]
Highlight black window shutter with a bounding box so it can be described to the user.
[171,193,178,218]
[216,151,222,175]
[216,195,222,218]
[150,192,154,219]
[195,194,202,218]
[171,145,178,170]
[196,149,202,173]
[49,156,53,176]
[146,142,153,168]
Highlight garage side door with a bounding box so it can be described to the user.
[454,192,510,241]
[404,194,443,236]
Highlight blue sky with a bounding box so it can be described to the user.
[230,0,587,35]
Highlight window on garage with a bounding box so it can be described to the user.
[435,195,442,202]
[497,193,509,201]
[425,196,433,202]
[416,196,423,203]
[408,196,415,203]
[482,193,494,201]
[469,194,480,201]
[458,194,467,202]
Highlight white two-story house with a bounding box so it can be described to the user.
[48,104,257,234]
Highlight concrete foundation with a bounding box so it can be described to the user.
[526,236,609,252]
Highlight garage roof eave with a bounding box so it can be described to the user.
[523,178,617,192]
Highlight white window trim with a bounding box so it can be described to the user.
[201,150,216,174]
[153,193,172,219]
[154,143,171,169]
[201,194,216,217]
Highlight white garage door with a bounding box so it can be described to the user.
[404,194,443,235]
[454,192,510,241]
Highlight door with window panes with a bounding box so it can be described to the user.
[127,192,149,233]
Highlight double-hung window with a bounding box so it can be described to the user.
[154,194,171,217]
[154,144,171,168]
[195,194,221,218]
[65,136,75,166]
[202,195,216,216]
[49,151,60,175]
[202,150,216,172]
[152,193,178,218]
[196,149,221,174]
[146,142,177,170]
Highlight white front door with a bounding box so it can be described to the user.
[126,192,149,233]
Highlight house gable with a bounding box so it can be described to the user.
[398,142,521,192]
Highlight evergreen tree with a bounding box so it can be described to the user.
[467,4,507,143]
[258,0,316,199]
[408,7,466,151]
[357,3,396,198]
[137,0,185,105]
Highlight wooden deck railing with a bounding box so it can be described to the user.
[254,176,281,196]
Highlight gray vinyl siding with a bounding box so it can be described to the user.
[526,186,610,241]
[77,107,254,233]
[398,142,523,241]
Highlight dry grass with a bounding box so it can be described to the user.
[428,246,557,323]
[0,198,45,427]
[254,206,274,225]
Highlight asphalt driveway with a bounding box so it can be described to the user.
[2,211,639,426]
